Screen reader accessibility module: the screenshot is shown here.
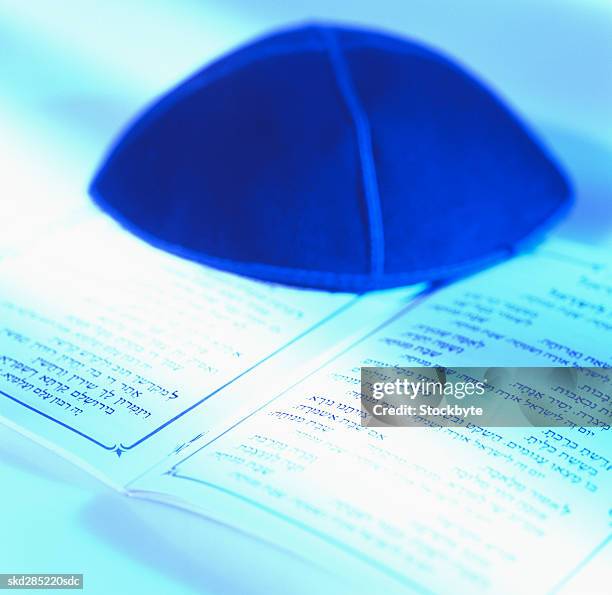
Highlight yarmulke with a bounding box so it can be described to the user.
[90,23,571,292]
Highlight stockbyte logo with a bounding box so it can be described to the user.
[360,366,612,429]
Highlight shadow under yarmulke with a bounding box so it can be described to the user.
[90,23,572,292]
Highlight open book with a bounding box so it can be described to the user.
[1,214,610,594]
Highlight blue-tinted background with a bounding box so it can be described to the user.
[0,1,610,593]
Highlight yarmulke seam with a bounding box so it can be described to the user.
[318,26,385,278]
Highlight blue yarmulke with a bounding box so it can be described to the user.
[90,23,571,292]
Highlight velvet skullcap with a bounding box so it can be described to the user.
[90,23,571,292]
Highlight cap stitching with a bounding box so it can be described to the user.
[318,26,385,277]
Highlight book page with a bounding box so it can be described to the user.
[134,240,612,594]
[0,214,420,486]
